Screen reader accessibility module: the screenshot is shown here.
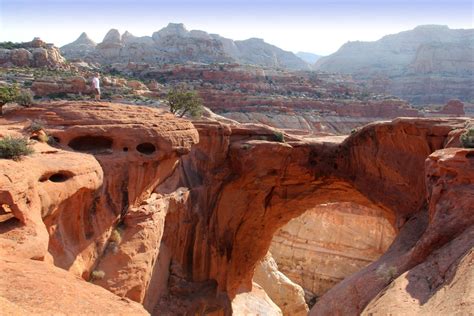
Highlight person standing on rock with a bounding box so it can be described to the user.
[92,73,101,101]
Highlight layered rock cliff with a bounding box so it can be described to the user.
[315,25,474,104]
[270,202,396,303]
[0,101,472,315]
[61,23,310,70]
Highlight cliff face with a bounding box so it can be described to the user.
[270,202,395,301]
[61,23,310,70]
[315,25,474,104]
[0,102,472,315]
[138,63,464,136]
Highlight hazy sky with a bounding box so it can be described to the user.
[1,0,473,55]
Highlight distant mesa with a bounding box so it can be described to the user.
[60,22,311,70]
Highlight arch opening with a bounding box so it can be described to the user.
[264,201,396,310]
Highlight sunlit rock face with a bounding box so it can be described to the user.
[271,202,396,302]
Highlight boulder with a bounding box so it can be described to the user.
[254,252,308,315]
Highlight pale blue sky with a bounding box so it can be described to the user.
[1,0,473,55]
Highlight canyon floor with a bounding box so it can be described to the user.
[0,101,473,315]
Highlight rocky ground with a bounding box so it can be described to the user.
[0,101,472,315]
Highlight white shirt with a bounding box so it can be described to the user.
[92,77,100,90]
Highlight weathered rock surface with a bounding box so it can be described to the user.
[231,282,283,316]
[0,101,198,313]
[1,101,472,316]
[315,25,474,104]
[360,148,474,315]
[0,255,149,315]
[254,252,309,315]
[270,202,396,301]
[0,38,66,68]
[61,23,310,70]
[146,116,473,316]
[310,146,474,315]
[59,32,97,60]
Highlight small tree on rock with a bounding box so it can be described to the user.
[166,86,203,118]
[0,84,20,114]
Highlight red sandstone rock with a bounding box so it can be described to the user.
[0,256,149,315]
[1,101,198,283]
[437,99,465,116]
[1,101,472,315]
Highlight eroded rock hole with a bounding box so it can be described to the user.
[0,203,15,223]
[136,142,156,155]
[40,171,73,183]
[466,151,474,159]
[68,136,113,154]
[123,147,129,152]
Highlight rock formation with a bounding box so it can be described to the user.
[270,202,396,302]
[253,252,309,315]
[0,101,197,299]
[60,32,97,59]
[232,282,283,316]
[0,38,66,68]
[0,256,148,315]
[315,25,474,104]
[0,101,472,315]
[61,23,310,70]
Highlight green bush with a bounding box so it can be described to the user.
[273,131,285,143]
[166,86,203,118]
[0,136,34,160]
[0,41,23,49]
[0,85,20,106]
[460,128,474,148]
[16,90,33,106]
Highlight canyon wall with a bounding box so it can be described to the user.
[270,202,395,303]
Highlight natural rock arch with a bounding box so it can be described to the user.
[155,117,462,311]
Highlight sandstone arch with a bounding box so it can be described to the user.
[154,117,470,314]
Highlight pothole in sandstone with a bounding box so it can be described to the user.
[266,202,396,308]
[136,142,156,155]
[39,171,74,183]
[68,135,113,154]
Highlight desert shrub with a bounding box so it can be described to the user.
[27,119,47,133]
[90,270,105,281]
[110,228,122,244]
[273,131,285,143]
[376,263,397,282]
[0,136,34,160]
[0,41,22,49]
[16,90,34,106]
[166,86,203,118]
[0,85,20,106]
[460,128,474,148]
